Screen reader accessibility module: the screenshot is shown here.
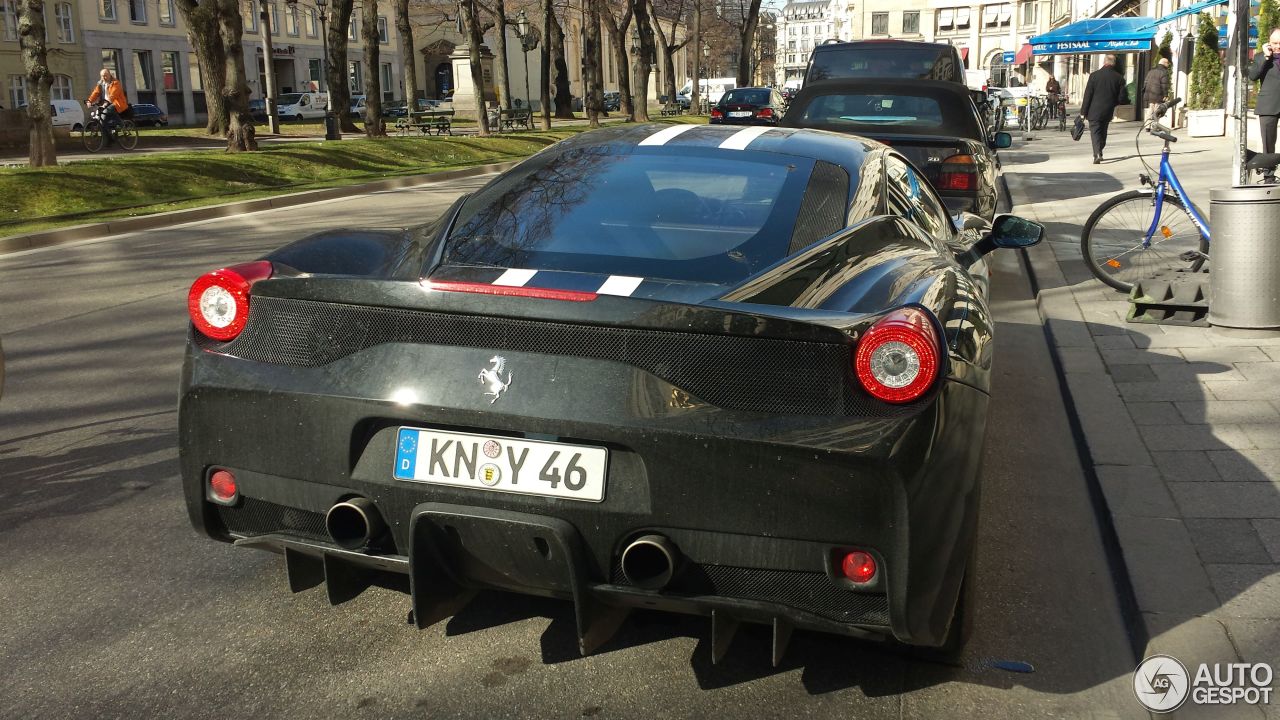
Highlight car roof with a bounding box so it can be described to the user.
[812,39,961,53]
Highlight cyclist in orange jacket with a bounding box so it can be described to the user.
[87,68,131,140]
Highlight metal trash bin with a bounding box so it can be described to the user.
[1209,185,1280,329]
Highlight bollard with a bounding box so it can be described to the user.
[1208,185,1280,329]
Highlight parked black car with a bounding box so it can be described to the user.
[804,40,967,86]
[178,123,1042,659]
[603,91,622,111]
[384,98,444,118]
[248,99,268,123]
[784,79,1010,220]
[709,87,785,125]
[129,103,169,127]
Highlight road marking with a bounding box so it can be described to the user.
[597,275,644,296]
[493,268,537,287]
[639,124,697,146]
[719,126,772,150]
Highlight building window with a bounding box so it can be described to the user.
[1021,2,1035,25]
[348,16,357,40]
[52,74,72,100]
[380,62,393,99]
[305,6,317,36]
[244,4,257,32]
[102,48,122,77]
[54,2,74,42]
[348,60,362,92]
[1,0,18,40]
[190,59,203,91]
[308,58,322,89]
[7,74,25,108]
[903,10,919,34]
[133,50,154,91]
[159,0,174,25]
[871,11,888,35]
[377,16,388,43]
[937,7,953,31]
[162,51,181,90]
[268,2,278,33]
[285,3,298,35]
[983,3,1011,28]
[128,0,145,23]
[956,7,971,29]
[100,0,116,21]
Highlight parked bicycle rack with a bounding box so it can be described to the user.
[1128,272,1211,327]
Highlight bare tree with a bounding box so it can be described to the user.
[361,0,386,134]
[539,0,551,128]
[460,0,492,134]
[649,0,687,104]
[177,2,228,134]
[326,0,360,132]
[582,0,603,126]
[599,0,633,119]
[688,0,699,111]
[479,0,513,111]
[16,0,55,166]
[726,0,762,85]
[549,11,573,117]
[394,0,418,106]
[215,0,258,149]
[628,0,656,120]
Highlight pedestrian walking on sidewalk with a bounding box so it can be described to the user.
[1251,28,1280,153]
[1080,54,1128,164]
[1144,57,1172,123]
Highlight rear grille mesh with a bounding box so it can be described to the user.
[198,296,886,416]
[216,497,328,542]
[612,561,890,626]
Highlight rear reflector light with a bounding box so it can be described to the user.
[711,108,724,118]
[758,108,774,118]
[938,154,977,192]
[854,306,941,404]
[840,551,877,584]
[422,280,597,302]
[208,469,239,505]
[187,261,273,341]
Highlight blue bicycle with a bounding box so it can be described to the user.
[1080,98,1210,292]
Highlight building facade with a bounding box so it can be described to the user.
[776,0,832,87]
[1,0,90,111]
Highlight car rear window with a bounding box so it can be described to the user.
[807,45,962,83]
[721,89,770,106]
[445,148,836,284]
[795,90,980,138]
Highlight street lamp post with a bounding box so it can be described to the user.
[513,10,539,110]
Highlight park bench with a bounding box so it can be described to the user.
[394,109,454,136]
[660,103,683,117]
[499,107,532,131]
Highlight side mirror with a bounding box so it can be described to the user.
[987,214,1043,248]
[990,132,1012,149]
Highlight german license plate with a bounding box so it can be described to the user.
[728,111,752,117]
[393,427,607,502]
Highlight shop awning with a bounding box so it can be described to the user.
[1030,17,1155,55]
[959,47,969,61]
[1139,0,1228,30]
[1014,43,1034,64]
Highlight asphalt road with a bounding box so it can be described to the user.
[0,178,1146,719]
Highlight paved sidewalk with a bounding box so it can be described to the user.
[1002,124,1280,718]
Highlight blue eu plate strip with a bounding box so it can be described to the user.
[394,428,419,479]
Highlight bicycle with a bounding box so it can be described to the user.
[82,102,138,153]
[1028,95,1049,131]
[1079,97,1209,292]
[1054,93,1069,132]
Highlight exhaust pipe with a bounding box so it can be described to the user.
[620,534,680,590]
[325,497,386,550]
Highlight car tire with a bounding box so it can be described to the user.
[72,123,82,132]
[295,114,304,122]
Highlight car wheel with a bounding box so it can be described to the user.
[295,114,304,122]
[72,123,82,132]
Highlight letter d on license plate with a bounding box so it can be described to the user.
[393,427,607,502]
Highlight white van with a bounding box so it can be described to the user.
[20,99,85,131]
[276,92,328,121]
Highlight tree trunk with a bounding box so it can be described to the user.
[550,13,573,118]
[362,0,386,135]
[736,0,761,86]
[583,0,602,127]
[462,0,491,135]
[491,0,512,111]
[17,0,56,166]
[217,0,257,150]
[327,0,359,132]
[648,0,684,104]
[395,0,418,105]
[540,0,552,128]
[257,0,280,134]
[177,0,228,135]
[629,0,655,121]
[600,3,633,120]
[689,1,699,113]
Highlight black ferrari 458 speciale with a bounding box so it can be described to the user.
[179,123,1040,661]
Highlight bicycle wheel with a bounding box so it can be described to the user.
[1081,190,1209,292]
[82,121,104,153]
[116,120,138,150]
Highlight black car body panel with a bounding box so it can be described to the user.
[130,103,168,126]
[783,80,1002,220]
[179,123,1031,657]
[710,87,786,126]
[804,40,966,86]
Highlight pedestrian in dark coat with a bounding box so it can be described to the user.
[1144,58,1172,122]
[1250,28,1280,153]
[1080,54,1129,163]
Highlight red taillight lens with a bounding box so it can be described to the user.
[758,107,774,118]
[937,154,977,192]
[840,551,877,584]
[854,306,941,404]
[208,469,238,504]
[711,108,724,118]
[187,261,273,341]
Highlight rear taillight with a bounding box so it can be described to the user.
[187,260,273,341]
[854,306,942,404]
[758,107,774,118]
[839,550,877,584]
[711,108,724,118]
[937,154,977,192]
[208,468,239,505]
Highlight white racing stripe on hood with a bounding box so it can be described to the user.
[719,126,772,150]
[493,268,537,287]
[597,275,644,297]
[638,124,698,146]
